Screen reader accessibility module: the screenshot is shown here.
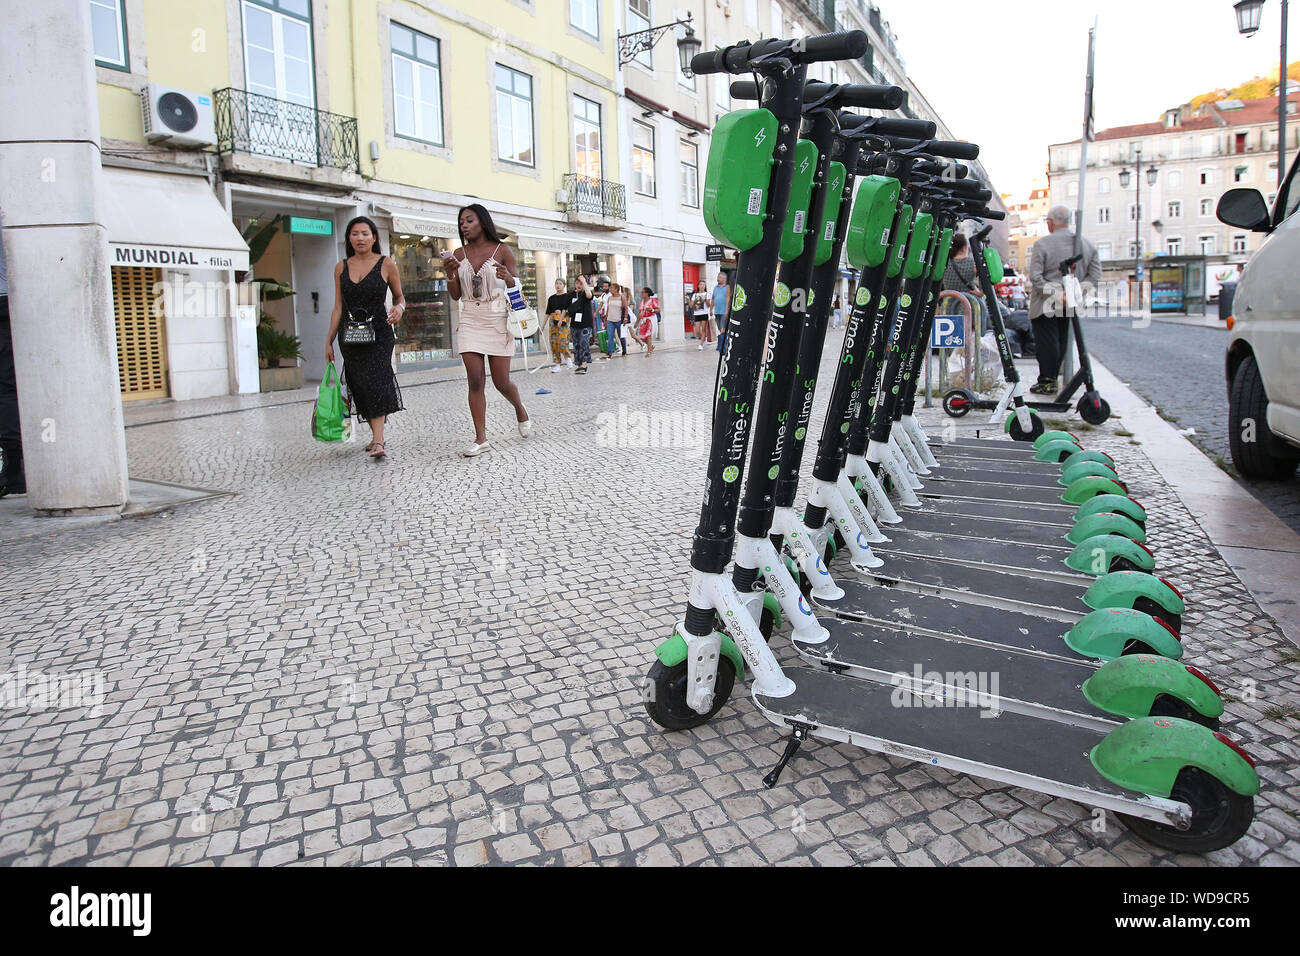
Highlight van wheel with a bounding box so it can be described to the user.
[1229,355,1300,479]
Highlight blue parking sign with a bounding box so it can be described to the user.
[930,314,965,349]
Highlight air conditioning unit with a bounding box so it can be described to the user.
[141,83,217,148]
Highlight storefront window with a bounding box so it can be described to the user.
[390,235,454,365]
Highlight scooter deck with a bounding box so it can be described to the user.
[754,666,1149,811]
[796,617,1110,729]
[874,528,1078,580]
[810,579,1073,647]
[907,496,1075,526]
[915,476,1067,507]
[929,437,1041,455]
[892,509,1074,547]
[918,463,1064,489]
[934,446,1062,468]
[846,552,1088,616]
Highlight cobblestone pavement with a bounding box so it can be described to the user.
[1081,315,1300,535]
[1,337,1298,867]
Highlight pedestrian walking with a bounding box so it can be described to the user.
[831,294,844,330]
[634,287,659,356]
[692,289,711,347]
[326,216,406,460]
[712,272,730,353]
[1028,205,1101,394]
[605,282,629,357]
[440,203,532,457]
[569,274,595,373]
[544,279,572,373]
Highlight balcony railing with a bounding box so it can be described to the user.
[795,0,837,30]
[214,87,359,174]
[562,174,627,225]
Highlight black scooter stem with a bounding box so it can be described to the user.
[686,60,809,581]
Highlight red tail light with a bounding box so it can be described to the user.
[1128,495,1143,510]
[1185,664,1221,697]
[1156,617,1182,642]
[1159,577,1183,601]
[1213,732,1256,768]
[1136,541,1154,558]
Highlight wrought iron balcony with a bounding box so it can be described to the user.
[214,87,359,174]
[794,0,836,30]
[562,174,627,227]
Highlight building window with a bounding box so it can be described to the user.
[1232,234,1248,253]
[1200,197,1213,217]
[1098,177,1110,194]
[570,0,599,38]
[1234,165,1249,183]
[1097,206,1111,223]
[1167,200,1181,218]
[241,0,315,163]
[1099,146,1110,165]
[1167,170,1182,190]
[574,95,602,179]
[714,74,729,111]
[770,0,781,34]
[1067,181,1079,198]
[391,23,444,146]
[90,0,129,70]
[1199,168,1213,186]
[1128,203,1142,222]
[1128,240,1138,257]
[1098,242,1112,259]
[632,120,656,196]
[1166,237,1182,255]
[680,140,699,207]
[1200,134,1215,156]
[627,0,652,68]
[745,0,759,28]
[495,64,534,166]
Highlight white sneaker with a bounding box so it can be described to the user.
[460,440,491,457]
[551,366,560,374]
[697,343,703,350]
[518,419,533,438]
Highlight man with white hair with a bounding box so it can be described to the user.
[1028,205,1101,394]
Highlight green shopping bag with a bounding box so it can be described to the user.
[312,362,347,442]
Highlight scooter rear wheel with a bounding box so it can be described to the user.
[1148,694,1220,731]
[942,388,975,418]
[644,657,737,731]
[1118,767,1253,853]
[1078,392,1111,426]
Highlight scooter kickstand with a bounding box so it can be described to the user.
[763,723,812,788]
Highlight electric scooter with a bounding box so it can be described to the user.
[644,43,1260,852]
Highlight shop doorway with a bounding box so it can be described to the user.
[112,266,169,400]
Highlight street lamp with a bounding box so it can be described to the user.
[1233,0,1290,188]
[1119,149,1158,305]
[618,13,703,76]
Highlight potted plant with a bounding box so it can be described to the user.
[257,315,305,390]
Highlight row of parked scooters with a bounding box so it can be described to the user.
[641,31,1261,853]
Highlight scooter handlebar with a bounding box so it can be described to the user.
[928,140,980,160]
[692,31,869,74]
[732,79,905,111]
[856,116,935,139]
[914,159,968,179]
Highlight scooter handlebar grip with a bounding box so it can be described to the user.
[914,160,967,179]
[948,181,991,200]
[794,30,870,64]
[980,209,1007,221]
[928,140,980,160]
[867,116,936,139]
[730,79,759,100]
[691,48,736,75]
[837,84,906,110]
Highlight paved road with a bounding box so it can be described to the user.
[1081,315,1300,535]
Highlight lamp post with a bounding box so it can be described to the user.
[1119,150,1159,307]
[1234,0,1290,188]
[618,12,703,75]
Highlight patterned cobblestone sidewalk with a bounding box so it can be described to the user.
[1,338,1297,866]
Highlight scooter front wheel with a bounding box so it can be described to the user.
[1118,768,1253,853]
[1078,392,1111,426]
[1008,412,1045,442]
[644,657,737,731]
[943,388,975,418]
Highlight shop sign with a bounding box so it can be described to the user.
[288,216,333,236]
[706,244,724,261]
[110,243,249,271]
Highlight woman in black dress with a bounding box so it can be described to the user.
[326,217,406,459]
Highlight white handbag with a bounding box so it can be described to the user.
[508,307,541,339]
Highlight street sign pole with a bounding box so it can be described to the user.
[1065,21,1099,384]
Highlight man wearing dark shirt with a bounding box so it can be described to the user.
[568,275,594,373]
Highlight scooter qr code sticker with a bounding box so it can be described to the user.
[881,228,890,247]
[747,188,764,216]
[792,210,806,234]
[824,221,836,241]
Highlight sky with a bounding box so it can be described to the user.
[875,0,1291,198]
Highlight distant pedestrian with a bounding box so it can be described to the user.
[692,290,711,347]
[941,233,981,297]
[1029,205,1101,394]
[831,294,844,329]
[605,282,629,356]
[326,216,406,460]
[712,272,730,353]
[569,274,595,373]
[440,203,532,457]
[545,278,572,373]
[634,287,659,356]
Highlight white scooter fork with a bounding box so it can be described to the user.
[772,506,845,601]
[681,571,796,714]
[891,425,930,478]
[900,414,940,470]
[844,453,902,525]
[886,433,924,490]
[868,438,922,508]
[807,479,885,568]
[736,535,831,646]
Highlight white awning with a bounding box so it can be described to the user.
[102,167,250,271]
[596,239,643,256]
[515,230,588,254]
[381,206,459,238]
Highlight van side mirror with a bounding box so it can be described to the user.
[1216,188,1272,232]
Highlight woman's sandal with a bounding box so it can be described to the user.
[369,441,386,459]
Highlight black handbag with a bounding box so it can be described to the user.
[341,308,375,345]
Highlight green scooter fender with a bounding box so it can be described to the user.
[1059,459,1121,487]
[1063,449,1116,472]
[1063,608,1183,660]
[1062,474,1127,504]
[1034,430,1079,449]
[1067,512,1148,545]
[1082,655,1224,721]
[1090,717,1259,798]
[1075,493,1147,527]
[1035,438,1083,463]
[1065,535,1155,575]
[1084,571,1185,616]
[655,632,746,683]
